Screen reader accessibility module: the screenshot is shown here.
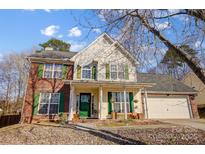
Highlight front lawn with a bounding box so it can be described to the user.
[0,123,205,144]
[95,119,163,128]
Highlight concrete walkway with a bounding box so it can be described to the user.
[158,119,205,131]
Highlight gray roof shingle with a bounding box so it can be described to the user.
[28,51,77,59]
[137,73,197,93]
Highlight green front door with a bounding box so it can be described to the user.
[80,93,91,118]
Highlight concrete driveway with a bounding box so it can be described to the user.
[158,119,205,131]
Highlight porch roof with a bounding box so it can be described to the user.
[64,80,155,88]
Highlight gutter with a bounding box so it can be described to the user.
[64,79,156,88]
[27,57,74,64]
[141,90,198,95]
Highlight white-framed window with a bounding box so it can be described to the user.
[82,65,92,79]
[118,64,125,79]
[38,93,60,115]
[111,92,130,113]
[44,64,53,78]
[43,64,62,79]
[110,64,126,80]
[110,64,117,80]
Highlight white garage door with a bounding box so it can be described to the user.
[146,96,191,119]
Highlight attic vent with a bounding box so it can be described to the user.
[45,47,54,51]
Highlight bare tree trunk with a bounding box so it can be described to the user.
[132,11,205,84]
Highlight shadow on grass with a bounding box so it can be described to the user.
[68,124,146,145]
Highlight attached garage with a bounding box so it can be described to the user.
[138,73,199,119]
[146,96,191,119]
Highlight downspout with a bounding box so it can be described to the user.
[99,85,103,120]
[144,88,149,119]
[68,81,73,122]
[20,57,31,124]
[124,87,128,120]
[187,96,193,119]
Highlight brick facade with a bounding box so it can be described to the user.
[21,62,73,123]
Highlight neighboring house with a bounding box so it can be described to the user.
[22,33,199,123]
[182,71,205,109]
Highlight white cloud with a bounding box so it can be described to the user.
[0,53,3,61]
[98,14,106,21]
[23,9,35,12]
[195,41,201,48]
[168,9,181,14]
[69,41,87,51]
[23,9,63,13]
[41,25,60,37]
[93,28,101,33]
[155,22,171,30]
[44,9,51,13]
[57,34,63,38]
[68,27,82,37]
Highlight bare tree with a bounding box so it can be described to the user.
[0,53,29,114]
[81,9,205,84]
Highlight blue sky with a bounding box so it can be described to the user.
[0,9,103,56]
[0,9,203,59]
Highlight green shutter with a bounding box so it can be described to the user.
[77,65,81,79]
[33,93,40,115]
[106,64,110,79]
[62,65,68,79]
[125,64,129,80]
[92,66,97,80]
[37,64,44,78]
[59,93,64,113]
[129,92,134,112]
[108,92,112,114]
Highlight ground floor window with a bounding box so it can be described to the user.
[111,92,130,113]
[38,93,60,114]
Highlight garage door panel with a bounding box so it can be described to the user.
[147,96,190,119]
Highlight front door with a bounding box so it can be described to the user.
[80,93,91,118]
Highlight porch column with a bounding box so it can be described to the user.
[99,86,103,120]
[124,88,127,120]
[144,88,148,119]
[68,85,74,121]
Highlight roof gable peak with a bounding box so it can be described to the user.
[72,32,138,65]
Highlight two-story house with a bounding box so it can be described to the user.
[22,33,199,123]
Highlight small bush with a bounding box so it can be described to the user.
[58,113,67,125]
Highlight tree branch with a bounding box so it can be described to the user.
[131,10,205,84]
[153,12,187,19]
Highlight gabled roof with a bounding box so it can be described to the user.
[28,50,77,59]
[137,73,197,94]
[72,33,139,65]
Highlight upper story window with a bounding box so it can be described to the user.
[110,65,117,80]
[110,64,127,80]
[118,64,125,79]
[43,64,62,79]
[80,65,97,80]
[82,66,91,79]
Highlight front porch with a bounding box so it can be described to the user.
[65,80,154,121]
